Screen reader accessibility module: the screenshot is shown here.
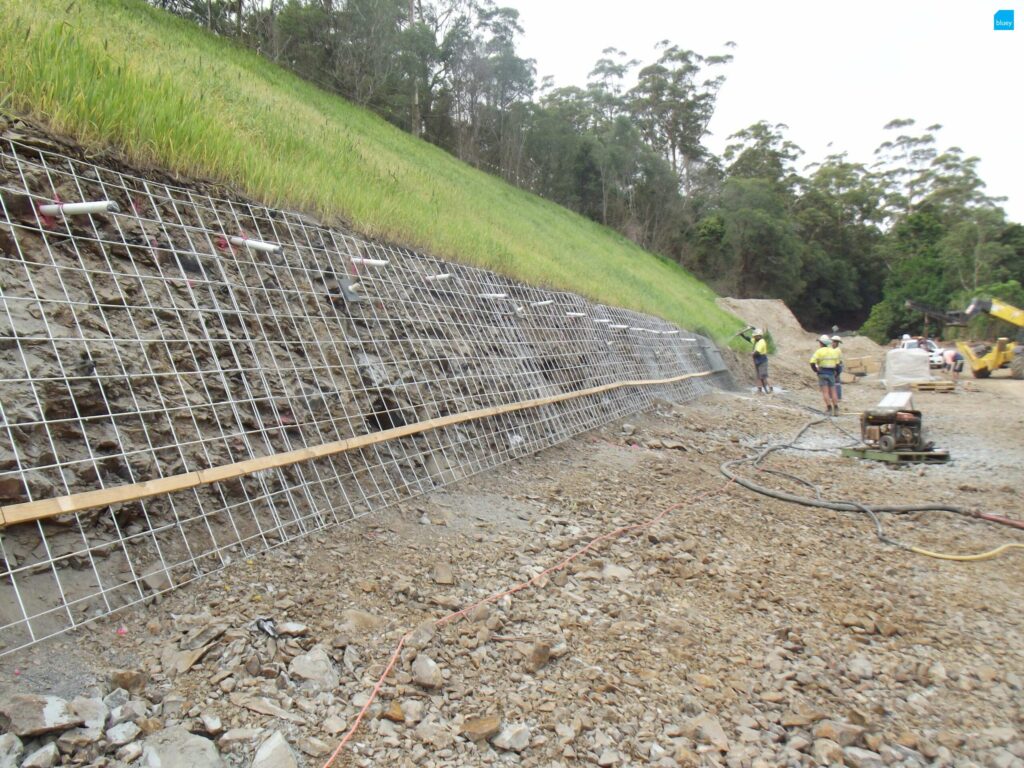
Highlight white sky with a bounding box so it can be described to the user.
[506,0,1022,221]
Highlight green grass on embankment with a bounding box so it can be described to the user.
[0,0,740,340]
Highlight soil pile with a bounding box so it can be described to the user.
[718,297,886,391]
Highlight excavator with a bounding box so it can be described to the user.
[904,297,1024,379]
[956,298,1024,379]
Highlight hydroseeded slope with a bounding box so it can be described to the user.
[0,0,740,340]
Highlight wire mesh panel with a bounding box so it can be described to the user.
[0,139,723,654]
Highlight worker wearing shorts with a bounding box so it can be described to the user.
[810,335,842,415]
[943,348,964,382]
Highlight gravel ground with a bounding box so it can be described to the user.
[1,373,1021,768]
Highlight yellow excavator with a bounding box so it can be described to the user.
[955,298,1024,379]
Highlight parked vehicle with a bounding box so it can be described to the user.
[898,337,944,367]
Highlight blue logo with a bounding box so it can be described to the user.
[994,9,1014,29]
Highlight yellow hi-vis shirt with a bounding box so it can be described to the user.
[810,346,842,369]
[753,338,768,356]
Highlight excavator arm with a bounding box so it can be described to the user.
[959,297,1024,379]
[904,300,967,327]
[965,298,1024,328]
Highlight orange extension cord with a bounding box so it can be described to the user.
[320,481,732,767]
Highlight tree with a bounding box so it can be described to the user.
[715,178,805,302]
[628,42,732,192]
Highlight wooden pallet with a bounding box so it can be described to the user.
[841,446,950,464]
[911,381,955,392]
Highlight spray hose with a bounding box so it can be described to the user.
[720,418,1024,561]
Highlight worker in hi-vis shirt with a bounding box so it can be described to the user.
[739,328,772,394]
[810,334,842,415]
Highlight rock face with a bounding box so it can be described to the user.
[141,727,226,768]
[0,695,84,737]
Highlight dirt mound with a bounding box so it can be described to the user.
[717,297,809,350]
[718,297,884,365]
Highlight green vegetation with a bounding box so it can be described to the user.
[0,0,740,340]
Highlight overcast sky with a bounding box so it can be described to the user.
[505,0,1022,220]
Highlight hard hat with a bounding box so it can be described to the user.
[752,328,763,336]
[902,333,911,340]
[831,335,841,342]
[818,334,830,344]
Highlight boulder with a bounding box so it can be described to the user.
[142,727,226,768]
[108,669,149,694]
[21,743,59,768]
[492,723,531,752]
[0,695,84,737]
[0,733,23,768]
[251,732,299,768]
[412,654,443,689]
[288,646,339,691]
[461,715,501,741]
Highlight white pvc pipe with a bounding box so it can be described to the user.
[530,299,554,307]
[609,324,628,329]
[229,236,281,253]
[664,330,680,335]
[425,273,451,281]
[593,319,611,324]
[348,282,361,291]
[565,312,587,318]
[479,292,507,299]
[38,200,120,216]
[351,257,388,266]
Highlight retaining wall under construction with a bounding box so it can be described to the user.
[0,134,728,654]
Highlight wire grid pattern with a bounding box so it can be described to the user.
[0,139,726,654]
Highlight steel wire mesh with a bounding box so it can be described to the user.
[0,139,727,654]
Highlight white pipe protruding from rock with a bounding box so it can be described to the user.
[530,299,554,307]
[565,312,587,317]
[351,257,389,267]
[593,319,611,324]
[664,330,679,335]
[229,236,281,253]
[479,292,507,299]
[609,324,628,329]
[348,282,361,291]
[425,273,451,281]
[38,200,120,217]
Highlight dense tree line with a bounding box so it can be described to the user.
[150,0,1022,339]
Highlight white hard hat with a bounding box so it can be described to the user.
[902,334,911,340]
[752,328,763,336]
[818,334,830,344]
[831,335,841,342]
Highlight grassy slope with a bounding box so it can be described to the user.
[0,0,739,340]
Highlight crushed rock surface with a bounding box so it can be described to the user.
[1,375,1022,768]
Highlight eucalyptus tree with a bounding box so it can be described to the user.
[628,42,732,193]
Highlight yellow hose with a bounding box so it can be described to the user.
[909,542,1024,562]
